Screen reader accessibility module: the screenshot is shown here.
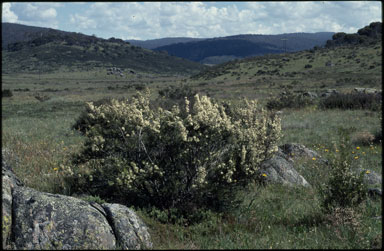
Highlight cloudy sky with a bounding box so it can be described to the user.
[2,1,382,40]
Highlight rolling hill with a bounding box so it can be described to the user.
[149,32,334,64]
[191,22,381,82]
[1,23,207,75]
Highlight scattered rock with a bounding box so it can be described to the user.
[259,148,311,187]
[354,87,378,94]
[321,89,339,98]
[302,91,318,99]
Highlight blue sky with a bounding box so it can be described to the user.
[2,2,382,40]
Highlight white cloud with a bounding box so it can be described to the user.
[4,2,382,40]
[2,3,18,23]
[8,2,59,28]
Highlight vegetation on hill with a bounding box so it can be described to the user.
[152,32,334,64]
[2,23,206,75]
[325,22,382,48]
[2,22,69,49]
[191,34,381,93]
[154,39,284,62]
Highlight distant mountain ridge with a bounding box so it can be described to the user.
[126,37,206,50]
[129,32,334,64]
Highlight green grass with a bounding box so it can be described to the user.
[2,40,382,249]
[137,183,381,249]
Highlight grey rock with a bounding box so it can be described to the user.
[102,203,153,250]
[259,152,311,187]
[2,156,23,249]
[12,186,116,250]
[280,143,328,165]
[364,88,378,94]
[321,89,339,97]
[354,87,378,94]
[357,168,382,185]
[302,91,318,99]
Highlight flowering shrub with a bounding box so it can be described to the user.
[70,90,281,219]
[319,128,368,213]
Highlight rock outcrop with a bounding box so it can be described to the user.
[2,152,152,250]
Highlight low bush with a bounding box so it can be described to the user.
[319,92,381,111]
[318,128,368,213]
[67,90,281,223]
[266,91,315,110]
[2,89,13,97]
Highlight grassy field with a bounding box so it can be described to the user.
[2,42,382,249]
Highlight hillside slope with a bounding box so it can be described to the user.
[2,23,206,75]
[2,22,72,50]
[192,23,381,82]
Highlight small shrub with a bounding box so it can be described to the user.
[133,83,145,90]
[266,91,314,110]
[158,84,196,101]
[34,93,50,102]
[156,84,197,110]
[2,89,13,97]
[69,90,281,223]
[318,128,368,213]
[319,92,381,111]
[351,131,375,146]
[373,128,382,144]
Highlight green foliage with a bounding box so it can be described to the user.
[326,22,381,48]
[81,195,107,204]
[156,84,197,110]
[158,84,196,101]
[319,92,382,111]
[318,128,368,213]
[266,91,315,110]
[69,90,281,222]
